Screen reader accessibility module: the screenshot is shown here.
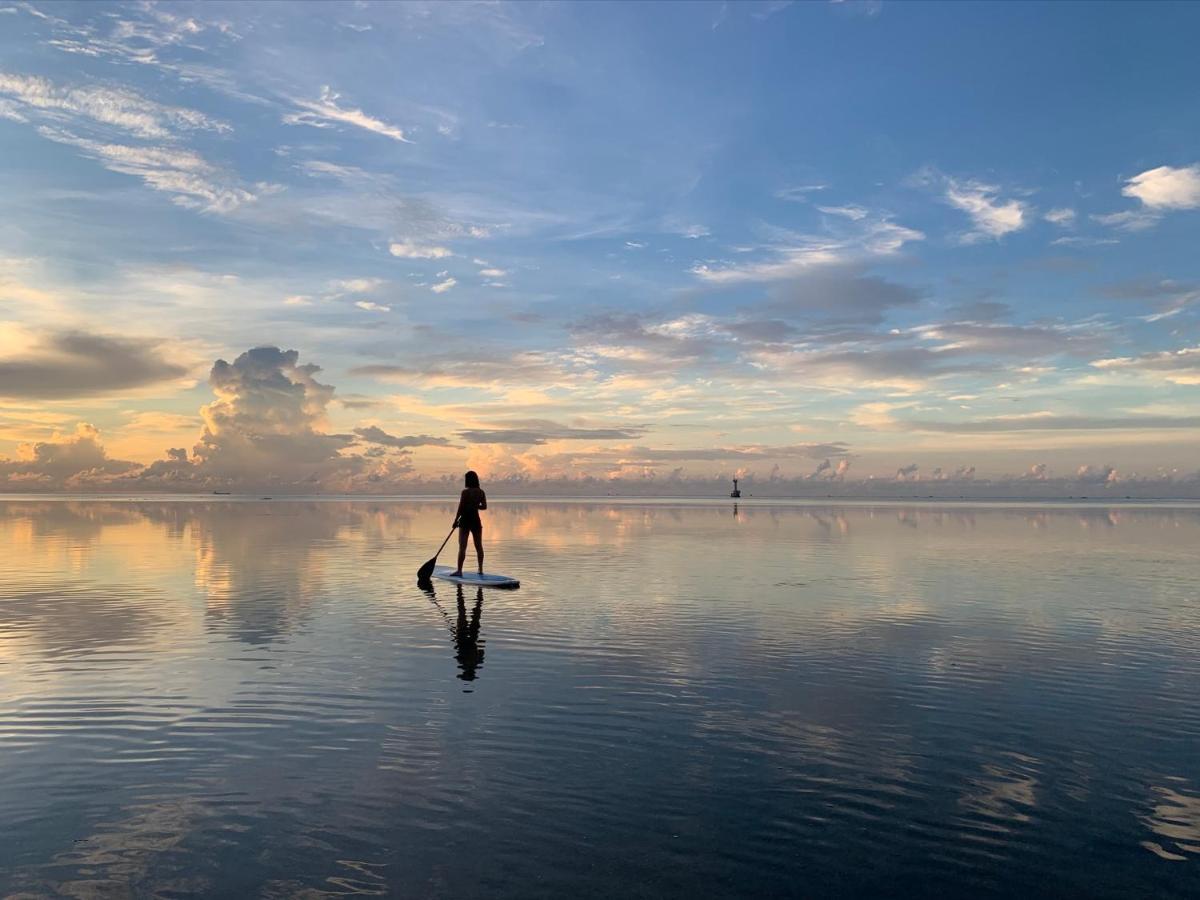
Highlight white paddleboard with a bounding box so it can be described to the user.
[431,566,520,588]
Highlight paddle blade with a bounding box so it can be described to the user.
[417,556,438,583]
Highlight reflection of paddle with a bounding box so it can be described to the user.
[417,520,457,583]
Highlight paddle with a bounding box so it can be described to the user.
[417,519,458,583]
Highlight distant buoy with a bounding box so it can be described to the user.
[730,478,741,498]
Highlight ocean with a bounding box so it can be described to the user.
[1,498,1198,897]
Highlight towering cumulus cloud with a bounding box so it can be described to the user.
[192,347,352,482]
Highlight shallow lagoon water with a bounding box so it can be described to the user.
[1,498,1198,898]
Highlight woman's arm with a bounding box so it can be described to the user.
[477,490,487,510]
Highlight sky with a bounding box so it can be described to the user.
[1,0,1198,495]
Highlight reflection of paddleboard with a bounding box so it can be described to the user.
[431,566,520,589]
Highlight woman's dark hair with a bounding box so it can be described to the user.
[465,470,480,489]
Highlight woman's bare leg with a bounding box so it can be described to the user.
[454,529,468,576]
[472,529,484,575]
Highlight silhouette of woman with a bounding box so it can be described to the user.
[453,585,485,682]
[451,470,487,577]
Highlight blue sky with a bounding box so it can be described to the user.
[1,1,1198,493]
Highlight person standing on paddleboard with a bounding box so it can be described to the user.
[451,470,487,577]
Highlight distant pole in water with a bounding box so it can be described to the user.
[731,478,741,498]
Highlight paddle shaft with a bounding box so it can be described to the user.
[417,519,459,581]
[433,521,458,558]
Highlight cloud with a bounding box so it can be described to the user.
[0,70,227,139]
[775,184,827,202]
[331,277,385,293]
[942,177,1030,242]
[1121,164,1200,210]
[817,204,868,221]
[902,413,1200,432]
[764,265,922,324]
[353,426,453,449]
[571,312,719,370]
[456,421,649,445]
[912,320,1106,357]
[351,351,574,388]
[0,331,189,399]
[1092,209,1159,232]
[35,127,269,213]
[478,267,507,278]
[1098,278,1199,321]
[1090,346,1200,385]
[745,342,992,391]
[355,301,390,312]
[692,219,922,284]
[189,347,352,478]
[1076,463,1118,484]
[0,423,139,486]
[1093,164,1200,232]
[283,86,411,143]
[389,241,453,259]
[430,277,457,294]
[1043,207,1076,226]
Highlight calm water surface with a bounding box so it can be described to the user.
[1,499,1198,898]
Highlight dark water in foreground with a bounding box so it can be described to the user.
[0,499,1198,898]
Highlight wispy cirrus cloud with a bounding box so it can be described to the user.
[0,70,228,138]
[283,86,411,143]
[691,218,922,284]
[36,126,271,213]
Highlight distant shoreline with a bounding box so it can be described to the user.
[1,492,1199,507]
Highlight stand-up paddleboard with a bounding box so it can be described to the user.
[431,566,520,588]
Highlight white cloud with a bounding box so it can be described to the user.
[1044,207,1076,226]
[1091,346,1200,385]
[1122,164,1200,210]
[1092,209,1159,232]
[0,97,28,121]
[775,184,827,202]
[0,71,228,138]
[283,86,411,143]
[330,277,384,293]
[282,295,312,306]
[389,241,453,259]
[478,267,507,277]
[943,177,1029,241]
[431,277,457,294]
[355,301,391,312]
[1051,235,1118,246]
[817,204,868,221]
[35,127,268,213]
[692,219,922,284]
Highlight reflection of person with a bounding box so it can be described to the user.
[453,585,485,682]
[452,470,487,577]
[421,582,486,684]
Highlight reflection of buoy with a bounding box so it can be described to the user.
[730,478,741,498]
